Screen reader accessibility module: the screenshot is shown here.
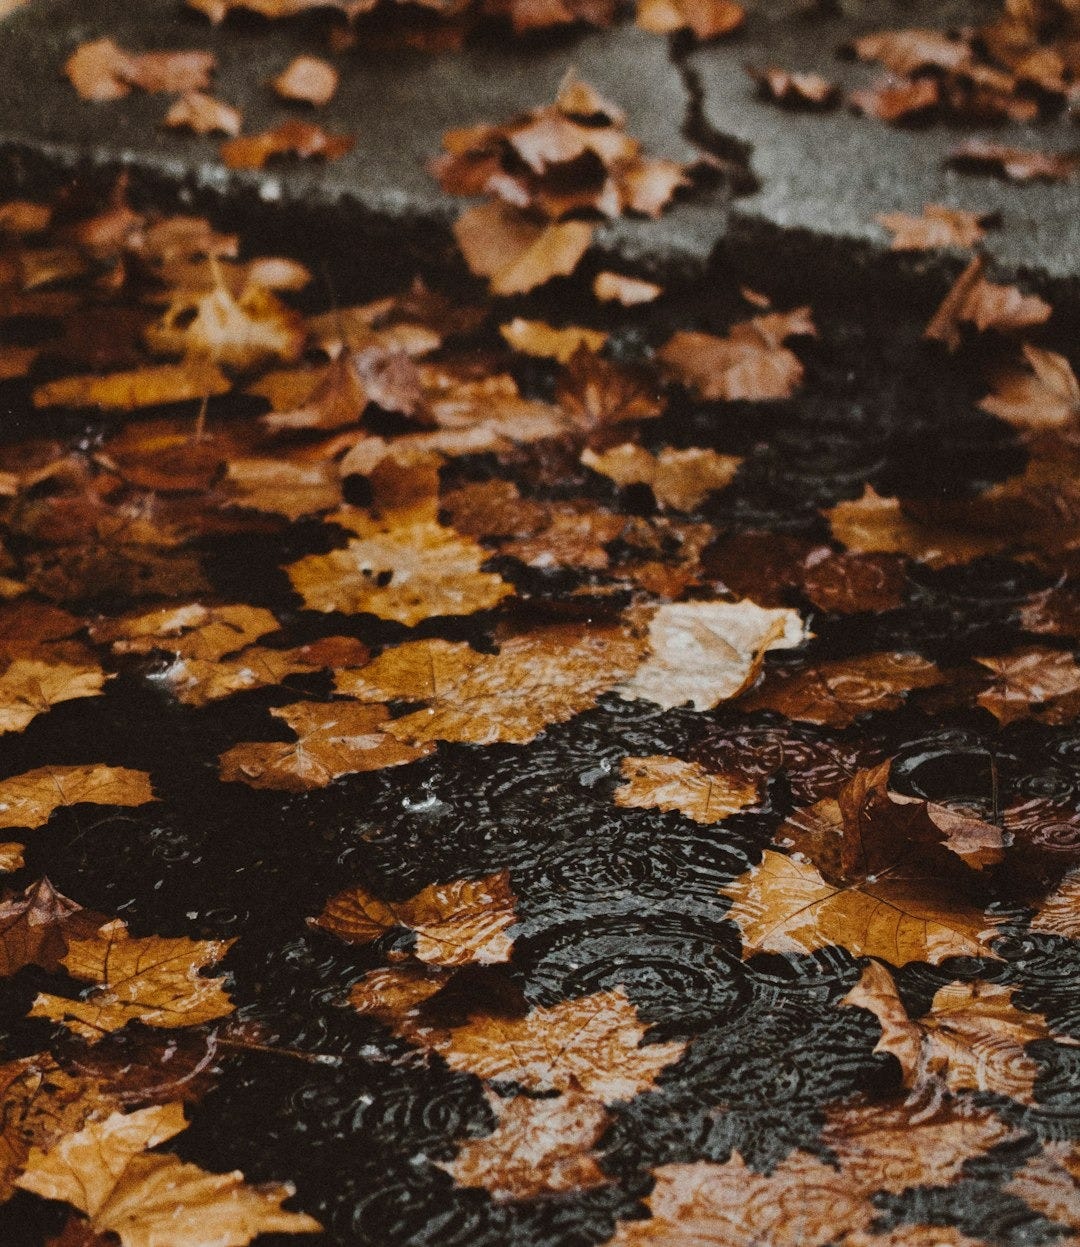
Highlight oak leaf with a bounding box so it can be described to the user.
[615,755,760,824]
[311,871,516,966]
[440,1090,610,1201]
[877,204,992,251]
[163,91,242,136]
[616,600,806,711]
[32,362,231,410]
[271,56,339,107]
[740,652,942,727]
[15,1102,321,1247]
[337,624,645,745]
[0,765,154,830]
[980,345,1080,429]
[659,308,815,401]
[635,0,744,40]
[453,203,593,296]
[30,925,235,1040]
[220,120,354,169]
[581,443,741,511]
[0,879,109,976]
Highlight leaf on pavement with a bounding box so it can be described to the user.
[163,92,242,136]
[0,659,108,734]
[271,56,339,106]
[499,318,607,362]
[65,40,216,102]
[980,345,1080,429]
[33,362,231,410]
[592,271,662,305]
[636,0,745,40]
[877,204,992,251]
[453,203,593,296]
[220,120,354,170]
[92,602,280,662]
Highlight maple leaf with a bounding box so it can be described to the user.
[747,65,839,109]
[849,76,942,124]
[92,602,279,662]
[615,755,760,824]
[740,651,943,727]
[556,349,665,439]
[0,765,153,830]
[658,307,815,401]
[607,1152,874,1247]
[0,879,109,976]
[0,659,108,734]
[453,203,593,296]
[338,624,645,746]
[499,317,607,362]
[980,344,1080,429]
[842,962,1060,1101]
[592,271,662,305]
[187,0,373,19]
[877,204,993,251]
[1029,869,1080,939]
[1005,1144,1080,1232]
[440,1089,610,1201]
[351,977,685,1100]
[220,700,433,791]
[220,120,354,170]
[974,646,1080,724]
[850,27,973,75]
[16,1102,321,1247]
[490,0,615,33]
[616,600,806,711]
[948,140,1080,183]
[925,256,1052,350]
[32,361,231,410]
[147,280,305,370]
[163,91,242,136]
[312,871,515,966]
[30,924,235,1041]
[271,56,339,106]
[635,0,744,40]
[225,456,342,519]
[582,443,741,511]
[722,848,999,965]
[287,506,514,625]
[65,40,216,102]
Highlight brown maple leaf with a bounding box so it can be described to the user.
[592,271,662,305]
[616,600,806,711]
[747,65,839,109]
[849,28,973,76]
[975,646,1080,724]
[0,879,109,976]
[30,923,236,1041]
[581,443,741,511]
[0,659,108,734]
[65,40,216,102]
[219,701,433,791]
[799,549,907,615]
[16,1102,320,1246]
[32,361,231,410]
[740,651,943,727]
[453,203,593,296]
[1005,1144,1080,1232]
[1029,869,1080,940]
[948,140,1080,183]
[615,755,760,824]
[220,121,354,170]
[338,624,646,746]
[271,56,339,107]
[163,91,242,136]
[486,0,615,34]
[636,0,745,40]
[92,602,279,662]
[311,871,516,966]
[499,318,607,362]
[877,204,993,251]
[440,1089,610,1201]
[980,344,1080,430]
[849,76,942,124]
[659,307,815,401]
[556,349,665,440]
[0,765,154,830]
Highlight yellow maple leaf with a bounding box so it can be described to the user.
[614,755,759,824]
[0,765,154,830]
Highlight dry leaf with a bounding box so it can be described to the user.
[616,600,806,711]
[980,344,1080,429]
[16,1102,320,1247]
[878,204,992,251]
[0,879,109,976]
[65,40,215,102]
[163,91,242,136]
[747,65,839,109]
[592,271,662,305]
[271,56,339,107]
[311,871,516,966]
[949,140,1080,183]
[220,121,354,169]
[30,925,235,1040]
[0,765,154,830]
[454,203,593,296]
[615,755,759,823]
[33,362,231,410]
[582,443,741,511]
[440,1090,610,1201]
[499,318,607,362]
[147,282,305,370]
[220,701,433,791]
[740,652,942,726]
[338,624,646,746]
[635,0,745,40]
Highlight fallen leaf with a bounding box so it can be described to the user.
[147,281,305,370]
[0,879,109,976]
[615,755,760,823]
[616,600,807,711]
[225,457,342,519]
[877,204,992,251]
[0,659,108,733]
[65,40,216,102]
[1005,1144,1080,1230]
[220,121,354,169]
[592,271,662,305]
[635,0,744,40]
[980,344,1080,429]
[0,843,23,871]
[659,308,815,401]
[975,647,1080,724]
[0,200,52,235]
[271,56,339,106]
[92,602,279,661]
[850,28,973,75]
[799,549,907,615]
[840,960,924,1079]
[721,849,998,964]
[556,349,665,439]
[16,1102,321,1246]
[440,1090,610,1200]
[949,140,1080,183]
[454,203,593,296]
[748,65,839,109]
[311,871,516,966]
[30,924,235,1040]
[849,76,941,124]
[582,443,741,510]
[0,765,154,830]
[1029,869,1080,939]
[499,317,607,362]
[163,91,242,136]
[33,362,231,410]
[338,624,646,745]
[740,652,943,727]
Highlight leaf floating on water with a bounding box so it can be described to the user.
[33,362,231,410]
[582,443,742,511]
[615,755,760,824]
[0,765,153,830]
[0,879,110,977]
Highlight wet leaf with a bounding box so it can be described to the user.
[0,765,154,830]
[926,262,1052,350]
[499,317,607,362]
[30,925,236,1040]
[0,659,108,734]
[0,843,24,871]
[15,1102,321,1247]
[33,362,231,410]
[147,281,305,370]
[92,602,279,661]
[748,65,839,109]
[271,56,339,106]
[877,204,993,251]
[1029,869,1080,939]
[849,28,973,75]
[453,203,593,296]
[1005,1144,1080,1230]
[615,755,760,823]
[592,271,662,305]
[163,91,242,136]
[0,879,109,976]
[980,344,1080,429]
[338,624,646,745]
[616,600,807,711]
[636,0,745,40]
[219,701,433,791]
[975,646,1080,724]
[65,40,216,102]
[948,140,1080,183]
[225,456,342,519]
[220,121,354,169]
[311,871,516,966]
[582,443,741,511]
[556,349,665,439]
[441,1090,610,1200]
